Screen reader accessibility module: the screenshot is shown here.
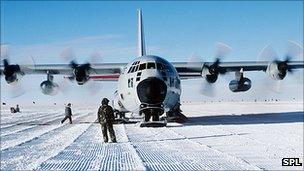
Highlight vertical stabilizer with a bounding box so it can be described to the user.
[137,9,146,57]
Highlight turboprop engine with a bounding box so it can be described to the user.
[69,61,91,85]
[2,59,23,84]
[201,59,225,83]
[266,61,288,80]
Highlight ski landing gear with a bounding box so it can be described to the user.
[139,104,167,127]
[113,110,128,124]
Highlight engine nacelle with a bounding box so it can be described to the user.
[40,80,59,95]
[229,77,251,92]
[201,67,218,83]
[266,62,287,80]
[73,69,89,85]
[3,64,21,84]
[5,74,18,84]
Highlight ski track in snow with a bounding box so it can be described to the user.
[0,110,97,170]
[1,112,71,137]
[0,111,92,151]
[37,124,146,171]
[125,124,261,170]
[0,102,303,170]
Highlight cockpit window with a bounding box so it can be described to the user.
[147,62,156,69]
[139,63,146,70]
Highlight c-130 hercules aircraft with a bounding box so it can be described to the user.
[1,10,304,127]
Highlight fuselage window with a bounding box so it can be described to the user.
[147,62,156,69]
[131,66,136,73]
[139,63,146,70]
[128,67,133,73]
[135,65,139,72]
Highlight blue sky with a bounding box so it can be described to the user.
[1,1,303,104]
[1,1,303,62]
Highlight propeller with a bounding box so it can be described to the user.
[200,79,216,97]
[1,45,33,79]
[214,42,232,60]
[58,47,103,94]
[8,81,26,98]
[1,44,28,98]
[204,42,232,76]
[286,40,303,60]
[259,41,303,93]
[89,51,103,63]
[60,47,75,62]
[260,41,303,71]
[199,42,232,96]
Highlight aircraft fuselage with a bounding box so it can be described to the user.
[114,55,181,118]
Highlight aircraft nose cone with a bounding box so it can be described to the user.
[137,77,167,104]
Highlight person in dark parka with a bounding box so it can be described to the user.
[97,98,117,143]
[15,105,20,113]
[61,103,73,124]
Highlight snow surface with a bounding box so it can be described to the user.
[1,102,303,170]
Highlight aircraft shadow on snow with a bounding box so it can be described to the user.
[183,111,304,126]
[2,111,303,126]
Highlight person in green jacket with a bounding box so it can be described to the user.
[97,98,117,143]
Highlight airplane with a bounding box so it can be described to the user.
[1,10,304,127]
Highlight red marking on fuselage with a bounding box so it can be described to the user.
[89,74,120,80]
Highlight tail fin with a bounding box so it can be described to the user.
[137,9,146,57]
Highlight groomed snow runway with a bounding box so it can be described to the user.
[1,102,303,170]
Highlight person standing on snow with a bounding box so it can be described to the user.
[97,98,117,143]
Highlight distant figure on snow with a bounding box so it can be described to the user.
[97,98,117,143]
[10,105,20,113]
[10,107,16,113]
[15,105,20,113]
[61,103,73,124]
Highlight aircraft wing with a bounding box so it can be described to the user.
[0,62,127,75]
[173,61,304,79]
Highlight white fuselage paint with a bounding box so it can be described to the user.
[113,55,181,115]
